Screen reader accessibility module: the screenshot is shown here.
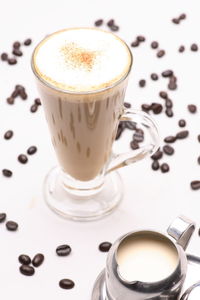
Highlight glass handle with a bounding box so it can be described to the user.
[106,108,160,174]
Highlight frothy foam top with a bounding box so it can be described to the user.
[33,28,131,92]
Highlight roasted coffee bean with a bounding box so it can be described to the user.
[130,141,139,150]
[115,126,123,140]
[160,163,170,173]
[13,41,21,49]
[24,38,32,46]
[163,145,174,155]
[141,104,151,112]
[6,97,15,104]
[188,104,197,113]
[179,45,185,53]
[133,132,144,143]
[110,25,119,32]
[34,98,41,105]
[4,130,13,140]
[107,19,114,27]
[162,70,173,77]
[159,91,168,99]
[165,99,173,108]
[20,265,35,276]
[30,104,38,113]
[56,244,71,256]
[94,19,103,26]
[151,103,163,114]
[137,35,145,42]
[139,79,146,87]
[157,50,165,58]
[151,73,158,81]
[151,160,160,171]
[168,82,177,90]
[11,89,19,98]
[124,102,131,108]
[8,58,17,65]
[151,41,159,49]
[0,213,6,223]
[18,154,28,164]
[99,242,112,252]
[179,13,186,20]
[6,221,18,231]
[125,121,136,130]
[32,253,44,267]
[19,89,27,100]
[12,49,23,56]
[59,279,75,289]
[164,136,176,143]
[1,52,8,61]
[15,84,25,91]
[165,108,174,117]
[191,44,198,51]
[190,181,200,190]
[178,119,186,127]
[197,156,200,165]
[172,18,180,24]
[2,169,12,177]
[27,146,37,155]
[151,150,163,160]
[18,254,31,265]
[176,130,189,139]
[131,40,139,47]
[170,76,177,83]
[198,135,200,142]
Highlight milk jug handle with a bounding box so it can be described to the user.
[167,216,196,250]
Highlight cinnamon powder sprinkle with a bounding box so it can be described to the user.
[60,43,98,71]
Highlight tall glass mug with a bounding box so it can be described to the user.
[31,28,159,221]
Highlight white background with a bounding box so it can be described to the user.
[0,0,200,299]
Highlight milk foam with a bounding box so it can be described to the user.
[33,28,131,92]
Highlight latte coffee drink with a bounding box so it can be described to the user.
[33,28,132,181]
[117,232,178,282]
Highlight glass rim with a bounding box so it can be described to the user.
[31,27,133,95]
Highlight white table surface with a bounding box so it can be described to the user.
[0,0,200,299]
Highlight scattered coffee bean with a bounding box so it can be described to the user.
[0,213,6,223]
[34,98,41,105]
[168,82,177,91]
[162,70,173,77]
[159,91,168,99]
[7,97,15,104]
[130,141,139,150]
[11,89,19,98]
[8,58,17,65]
[6,221,18,231]
[107,19,114,27]
[197,156,200,165]
[157,50,165,58]
[164,136,177,143]
[20,265,35,276]
[190,181,200,190]
[32,253,44,267]
[27,146,37,155]
[179,13,186,20]
[141,104,151,112]
[131,40,139,47]
[160,163,170,173]
[139,79,146,87]
[191,44,198,51]
[133,132,144,143]
[2,169,12,177]
[110,25,119,32]
[151,160,160,171]
[59,279,75,290]
[30,104,38,113]
[198,135,200,142]
[19,89,27,100]
[18,154,28,164]
[179,45,185,53]
[151,150,163,160]
[4,130,13,140]
[163,145,174,155]
[125,121,136,130]
[172,18,180,24]
[178,119,186,127]
[151,103,163,114]
[18,255,31,265]
[165,99,173,108]
[99,242,112,252]
[24,38,32,46]
[12,49,23,57]
[124,102,131,108]
[1,52,8,61]
[94,19,103,26]
[137,35,145,42]
[188,104,197,113]
[176,130,189,139]
[151,41,159,49]
[13,41,21,49]
[151,73,159,81]
[165,108,174,117]
[56,244,71,256]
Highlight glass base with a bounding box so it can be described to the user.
[43,167,123,221]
